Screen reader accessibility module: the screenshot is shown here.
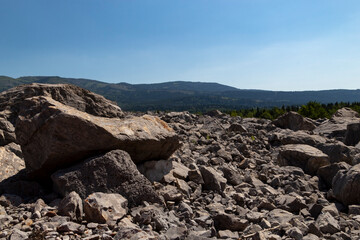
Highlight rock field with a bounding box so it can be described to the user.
[1,84,360,239]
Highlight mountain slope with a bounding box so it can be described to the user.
[0,76,359,111]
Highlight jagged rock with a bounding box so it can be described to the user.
[0,118,16,146]
[314,108,360,141]
[137,159,189,183]
[286,227,303,240]
[275,195,307,213]
[220,165,242,185]
[316,212,340,234]
[317,162,351,188]
[213,213,249,231]
[278,144,330,175]
[266,209,295,225]
[344,122,360,146]
[199,166,227,192]
[52,150,163,206]
[16,96,180,178]
[316,142,359,165]
[227,123,247,133]
[269,129,327,146]
[0,144,25,182]
[57,221,81,233]
[0,83,124,123]
[9,229,29,240]
[84,192,127,224]
[332,163,360,205]
[272,111,316,131]
[58,191,83,221]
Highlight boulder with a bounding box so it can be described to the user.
[272,111,316,131]
[213,213,249,231]
[58,191,83,221]
[344,122,360,146]
[314,108,360,142]
[269,129,327,146]
[0,144,25,182]
[84,192,127,224]
[316,142,358,165]
[199,166,227,192]
[52,150,163,206]
[316,212,340,234]
[0,118,16,146]
[16,96,180,178]
[332,164,360,205]
[278,144,330,175]
[137,159,189,183]
[317,162,351,188]
[0,83,124,124]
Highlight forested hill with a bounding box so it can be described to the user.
[1,75,360,112]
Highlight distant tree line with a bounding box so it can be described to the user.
[224,101,360,120]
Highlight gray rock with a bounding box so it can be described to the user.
[16,96,180,179]
[316,212,340,234]
[58,191,83,221]
[57,221,81,233]
[348,205,360,215]
[84,192,127,224]
[199,166,227,192]
[272,111,316,131]
[275,195,307,213]
[317,162,351,188]
[0,145,25,182]
[52,150,163,206]
[278,144,330,175]
[9,229,28,240]
[266,209,295,225]
[344,122,360,146]
[137,159,189,183]
[286,227,303,240]
[0,83,124,124]
[332,163,360,205]
[213,213,249,231]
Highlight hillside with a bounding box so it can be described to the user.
[1,76,360,111]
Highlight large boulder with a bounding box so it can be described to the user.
[269,129,327,146]
[344,122,360,146]
[0,118,16,146]
[332,164,360,205]
[0,83,124,123]
[0,144,25,182]
[272,111,316,131]
[317,162,351,188]
[16,96,180,178]
[51,150,163,206]
[278,144,330,175]
[314,108,360,142]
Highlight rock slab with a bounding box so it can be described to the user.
[51,150,163,206]
[16,96,180,178]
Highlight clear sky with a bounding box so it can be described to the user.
[1,0,360,90]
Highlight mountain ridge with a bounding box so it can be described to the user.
[1,76,360,112]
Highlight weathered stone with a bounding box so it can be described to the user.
[269,129,326,146]
[137,159,189,183]
[286,227,303,240]
[266,209,295,225]
[272,111,316,131]
[314,108,360,141]
[0,145,25,182]
[344,122,360,146]
[227,123,247,133]
[317,162,351,188]
[16,96,180,178]
[332,163,360,205]
[0,83,124,124]
[316,141,358,165]
[213,213,249,231]
[52,150,163,206]
[275,195,307,213]
[316,212,340,234]
[57,221,81,233]
[58,191,83,221]
[278,144,330,175]
[348,205,360,215]
[84,192,127,224]
[200,166,227,192]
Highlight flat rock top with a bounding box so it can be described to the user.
[280,144,328,158]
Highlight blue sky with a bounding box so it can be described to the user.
[1,0,360,90]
